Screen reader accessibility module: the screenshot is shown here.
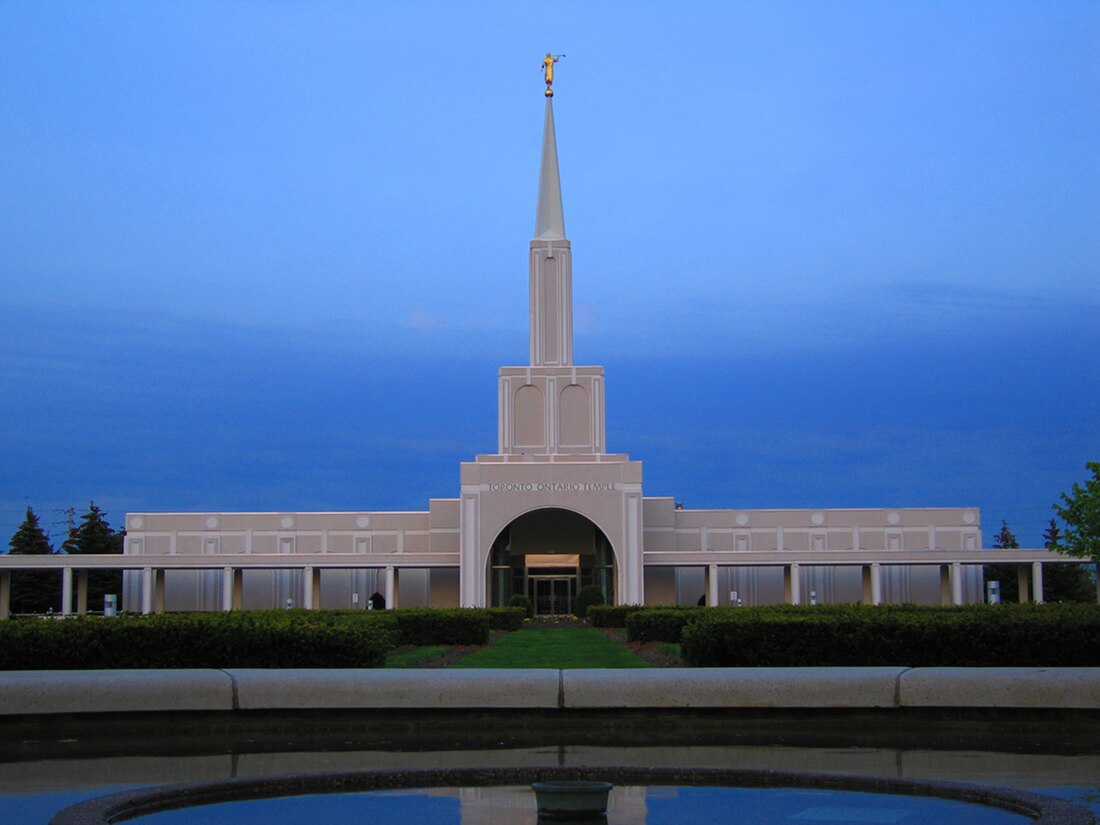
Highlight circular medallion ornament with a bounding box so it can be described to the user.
[811,513,825,526]
[887,512,901,525]
[355,516,370,528]
[280,516,294,529]
[963,511,976,524]
[205,516,219,530]
[735,513,749,526]
[130,516,144,530]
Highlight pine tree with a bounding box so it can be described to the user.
[61,502,124,611]
[1043,518,1062,550]
[992,520,1019,549]
[9,507,53,555]
[1042,517,1094,602]
[984,520,1020,602]
[62,502,124,555]
[6,507,60,613]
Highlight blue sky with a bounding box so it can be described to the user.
[1,1,1097,548]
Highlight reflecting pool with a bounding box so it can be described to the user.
[1,709,1098,824]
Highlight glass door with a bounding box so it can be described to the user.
[531,575,574,617]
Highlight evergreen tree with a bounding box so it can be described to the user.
[61,502,124,555]
[9,507,53,555]
[992,520,1019,549]
[984,520,1020,602]
[1042,517,1095,602]
[6,507,60,613]
[61,502,124,612]
[1043,518,1062,550]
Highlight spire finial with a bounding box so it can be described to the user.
[542,52,564,97]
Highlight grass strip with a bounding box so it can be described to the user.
[449,627,653,669]
[385,645,451,668]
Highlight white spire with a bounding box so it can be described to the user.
[534,97,566,241]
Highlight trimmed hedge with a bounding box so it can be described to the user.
[508,594,534,618]
[390,608,490,646]
[574,585,606,619]
[486,607,526,632]
[585,604,645,628]
[0,606,520,669]
[626,607,706,642]
[0,610,397,670]
[681,603,1100,667]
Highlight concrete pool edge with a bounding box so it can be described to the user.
[2,667,1099,715]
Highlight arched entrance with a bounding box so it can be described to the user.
[487,508,616,616]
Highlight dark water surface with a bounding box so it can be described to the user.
[2,709,1098,823]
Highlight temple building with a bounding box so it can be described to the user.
[122,80,984,615]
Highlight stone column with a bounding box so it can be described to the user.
[76,571,89,615]
[707,564,719,607]
[1017,565,1030,603]
[385,566,398,609]
[221,567,236,611]
[622,490,645,605]
[62,566,73,616]
[950,562,963,606]
[784,563,801,605]
[302,566,320,610]
[1031,561,1044,605]
[142,567,153,615]
[302,567,314,609]
[0,571,10,620]
[870,562,882,606]
[459,492,481,607]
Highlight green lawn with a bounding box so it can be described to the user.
[449,627,653,669]
[385,645,451,668]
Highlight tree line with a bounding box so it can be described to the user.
[981,461,1099,603]
[983,517,1094,603]
[5,503,124,614]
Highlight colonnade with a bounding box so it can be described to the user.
[701,559,1062,607]
[132,564,403,615]
[2,554,1093,617]
[0,563,404,618]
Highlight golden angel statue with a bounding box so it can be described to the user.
[542,52,563,97]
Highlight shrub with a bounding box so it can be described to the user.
[626,607,706,643]
[486,607,526,632]
[585,604,644,628]
[391,608,490,646]
[0,611,394,669]
[574,585,606,619]
[508,593,534,618]
[0,608,518,669]
[680,603,1100,667]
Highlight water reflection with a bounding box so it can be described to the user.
[128,786,1029,825]
[5,744,1099,792]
